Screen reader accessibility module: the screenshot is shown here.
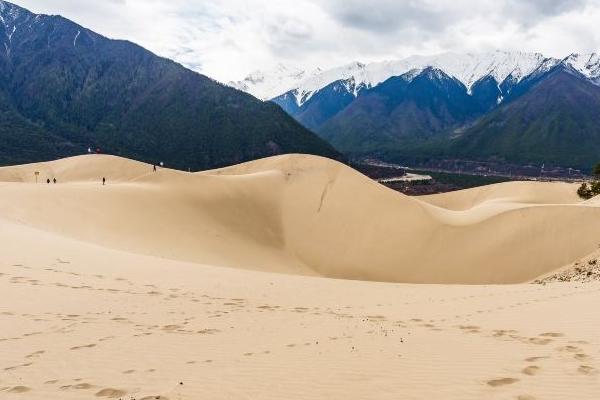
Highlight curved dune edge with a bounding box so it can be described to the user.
[0,154,596,284]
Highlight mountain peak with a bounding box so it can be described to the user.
[229,64,312,101]
[563,53,600,83]
[232,51,564,102]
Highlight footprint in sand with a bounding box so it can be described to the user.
[521,366,541,376]
[558,345,581,353]
[62,383,95,390]
[578,365,597,375]
[524,356,548,362]
[95,388,127,398]
[140,396,169,400]
[458,325,480,333]
[161,325,181,332]
[73,383,95,390]
[70,343,96,350]
[492,329,518,337]
[8,386,31,393]
[539,332,564,337]
[574,353,590,361]
[487,378,519,387]
[528,337,553,345]
[196,329,220,335]
[4,362,32,371]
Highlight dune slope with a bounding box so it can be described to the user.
[0,154,597,284]
[1,219,599,400]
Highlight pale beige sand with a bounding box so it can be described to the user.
[418,180,582,210]
[1,154,600,284]
[1,155,600,399]
[0,219,599,399]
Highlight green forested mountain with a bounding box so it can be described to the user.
[444,67,600,168]
[266,53,600,170]
[0,1,341,169]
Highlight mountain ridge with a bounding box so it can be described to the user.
[240,51,600,169]
[0,1,342,169]
[231,51,599,103]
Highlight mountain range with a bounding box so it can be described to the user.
[0,1,340,170]
[231,52,600,169]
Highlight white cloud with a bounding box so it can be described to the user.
[13,0,600,82]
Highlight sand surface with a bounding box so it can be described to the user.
[1,154,599,284]
[1,154,599,399]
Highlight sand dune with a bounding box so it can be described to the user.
[419,180,582,210]
[0,154,598,284]
[1,212,599,400]
[1,154,600,399]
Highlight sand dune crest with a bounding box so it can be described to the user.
[0,154,597,283]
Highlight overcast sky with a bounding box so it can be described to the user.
[14,0,600,82]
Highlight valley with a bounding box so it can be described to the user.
[1,1,600,399]
[233,52,600,172]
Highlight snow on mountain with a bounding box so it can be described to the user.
[293,51,557,105]
[228,64,322,101]
[231,51,569,105]
[564,53,600,83]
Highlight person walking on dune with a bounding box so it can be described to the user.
[53,178,57,184]
[46,178,50,184]
[102,177,106,186]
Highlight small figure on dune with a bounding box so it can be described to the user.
[102,177,106,185]
[153,164,157,172]
[46,178,50,184]
[53,178,57,184]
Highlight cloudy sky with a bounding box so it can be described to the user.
[15,0,600,82]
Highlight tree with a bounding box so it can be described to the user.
[577,163,600,199]
[578,183,593,199]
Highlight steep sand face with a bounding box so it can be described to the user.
[0,154,598,283]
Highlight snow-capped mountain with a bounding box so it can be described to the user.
[229,64,322,101]
[291,51,558,106]
[231,51,600,106]
[563,53,600,83]
[237,50,600,170]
